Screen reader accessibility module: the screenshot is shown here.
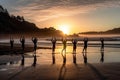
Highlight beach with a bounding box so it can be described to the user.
[0,48,120,80]
[0,60,120,80]
[0,36,120,80]
[1,0,120,79]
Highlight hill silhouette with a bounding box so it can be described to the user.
[105,27,120,34]
[0,5,63,36]
[79,27,120,34]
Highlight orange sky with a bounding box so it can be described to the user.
[1,0,120,34]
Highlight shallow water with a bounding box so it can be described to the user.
[1,45,119,68]
[35,46,120,64]
[0,35,120,66]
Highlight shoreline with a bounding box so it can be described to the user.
[0,43,51,55]
[0,43,120,80]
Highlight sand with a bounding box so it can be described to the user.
[0,43,51,55]
[0,44,120,80]
[0,54,120,80]
[0,62,120,80]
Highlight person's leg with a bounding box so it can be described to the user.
[83,47,85,52]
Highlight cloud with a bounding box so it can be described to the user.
[3,0,120,26]
[14,0,120,8]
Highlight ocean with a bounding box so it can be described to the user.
[0,34,120,66]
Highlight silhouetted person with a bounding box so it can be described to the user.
[10,36,14,50]
[100,38,104,51]
[61,38,67,63]
[20,36,25,52]
[10,61,14,65]
[82,52,87,64]
[72,39,77,53]
[61,38,67,53]
[32,54,37,66]
[100,50,104,63]
[32,37,38,52]
[21,54,25,66]
[82,38,88,52]
[51,37,57,53]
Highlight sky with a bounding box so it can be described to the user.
[0,0,120,34]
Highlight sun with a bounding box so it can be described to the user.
[58,25,69,34]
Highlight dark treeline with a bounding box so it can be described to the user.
[0,5,63,37]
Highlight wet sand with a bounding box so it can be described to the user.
[0,43,51,55]
[0,43,120,80]
[0,62,120,80]
[0,54,120,80]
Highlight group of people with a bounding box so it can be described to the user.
[9,36,104,64]
[51,37,104,53]
[10,36,38,52]
[10,36,104,54]
[51,37,104,63]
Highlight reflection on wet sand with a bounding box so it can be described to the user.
[58,63,66,80]
[21,54,25,66]
[100,50,104,63]
[32,55,37,66]
[0,49,107,66]
[52,52,55,64]
[32,51,37,66]
[20,51,37,66]
[82,52,87,64]
[73,52,76,64]
[61,51,66,64]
